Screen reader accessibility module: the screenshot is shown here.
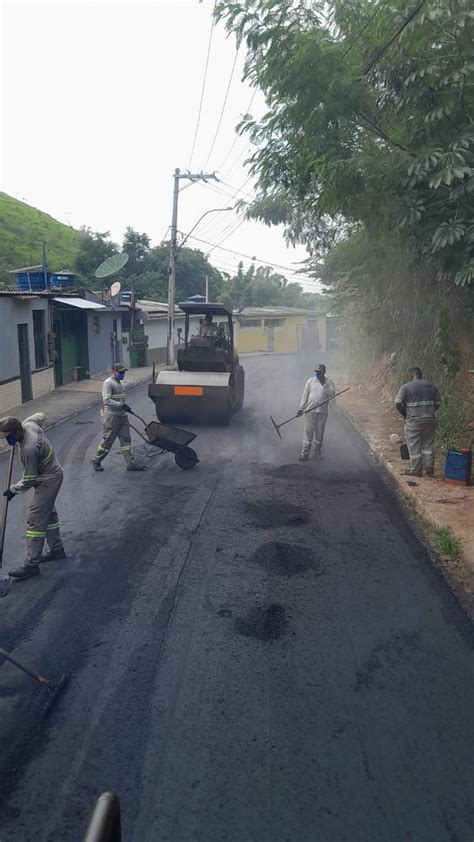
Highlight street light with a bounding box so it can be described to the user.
[179,206,233,249]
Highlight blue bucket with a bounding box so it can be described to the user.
[444,448,472,486]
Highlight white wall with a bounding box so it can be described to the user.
[144,314,201,364]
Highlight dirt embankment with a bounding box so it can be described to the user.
[337,356,474,610]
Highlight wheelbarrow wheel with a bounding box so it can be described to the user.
[175,446,199,470]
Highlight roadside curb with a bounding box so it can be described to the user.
[336,402,474,620]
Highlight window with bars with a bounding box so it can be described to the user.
[240,319,262,329]
[264,318,285,328]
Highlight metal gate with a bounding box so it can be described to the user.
[17,324,33,403]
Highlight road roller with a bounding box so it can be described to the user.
[148,302,245,423]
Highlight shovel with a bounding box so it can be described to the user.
[270,387,350,439]
[0,445,15,597]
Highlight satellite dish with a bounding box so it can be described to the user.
[95,252,129,279]
[110,281,121,298]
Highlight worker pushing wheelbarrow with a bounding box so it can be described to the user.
[127,411,199,470]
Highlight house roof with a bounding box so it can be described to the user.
[53,297,106,310]
[236,306,309,318]
[178,302,231,317]
[126,300,202,320]
[0,289,77,298]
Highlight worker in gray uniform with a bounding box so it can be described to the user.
[0,413,65,580]
[297,363,336,461]
[395,366,441,477]
[92,363,144,472]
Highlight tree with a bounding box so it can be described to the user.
[217,0,474,284]
[122,227,151,277]
[74,227,118,283]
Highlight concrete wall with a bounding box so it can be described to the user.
[0,379,22,414]
[235,313,330,354]
[235,314,308,354]
[32,367,55,398]
[86,310,123,376]
[0,297,54,413]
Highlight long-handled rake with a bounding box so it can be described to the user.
[0,646,68,716]
[0,445,15,598]
[270,387,350,439]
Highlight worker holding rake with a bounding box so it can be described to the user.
[297,364,336,461]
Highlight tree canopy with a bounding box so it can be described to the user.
[74,225,325,310]
[217,0,473,283]
[216,0,474,440]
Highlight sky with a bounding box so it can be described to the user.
[0,0,320,292]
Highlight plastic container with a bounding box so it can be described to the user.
[16,271,49,291]
[444,448,472,486]
[50,273,75,288]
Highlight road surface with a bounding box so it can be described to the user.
[0,354,473,842]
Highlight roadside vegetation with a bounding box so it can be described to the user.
[434,526,461,562]
[216,0,474,442]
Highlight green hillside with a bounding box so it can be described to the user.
[0,192,82,284]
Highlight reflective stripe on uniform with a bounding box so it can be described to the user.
[98,445,109,453]
[405,400,436,407]
[26,530,46,538]
[22,474,38,480]
[120,446,131,451]
[47,522,60,530]
[41,445,53,467]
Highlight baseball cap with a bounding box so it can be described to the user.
[0,416,22,439]
[112,364,128,372]
[315,364,326,374]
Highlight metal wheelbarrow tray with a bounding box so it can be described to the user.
[129,413,199,470]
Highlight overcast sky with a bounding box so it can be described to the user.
[1,0,319,291]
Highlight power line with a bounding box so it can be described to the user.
[181,232,317,280]
[197,177,254,240]
[217,90,257,172]
[342,0,391,59]
[187,2,217,170]
[205,211,248,255]
[362,0,428,75]
[217,177,254,202]
[202,46,240,170]
[221,144,253,182]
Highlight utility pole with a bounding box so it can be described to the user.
[205,275,209,303]
[167,168,218,366]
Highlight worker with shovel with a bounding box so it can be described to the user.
[0,413,65,580]
[297,364,336,461]
[91,364,145,472]
[395,366,440,477]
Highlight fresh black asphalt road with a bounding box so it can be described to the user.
[0,354,473,842]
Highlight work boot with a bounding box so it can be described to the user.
[313,446,323,459]
[40,547,67,563]
[126,463,146,472]
[298,455,308,462]
[425,468,434,477]
[91,459,104,472]
[401,469,422,478]
[9,563,40,580]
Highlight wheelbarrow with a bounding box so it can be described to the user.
[128,411,199,470]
